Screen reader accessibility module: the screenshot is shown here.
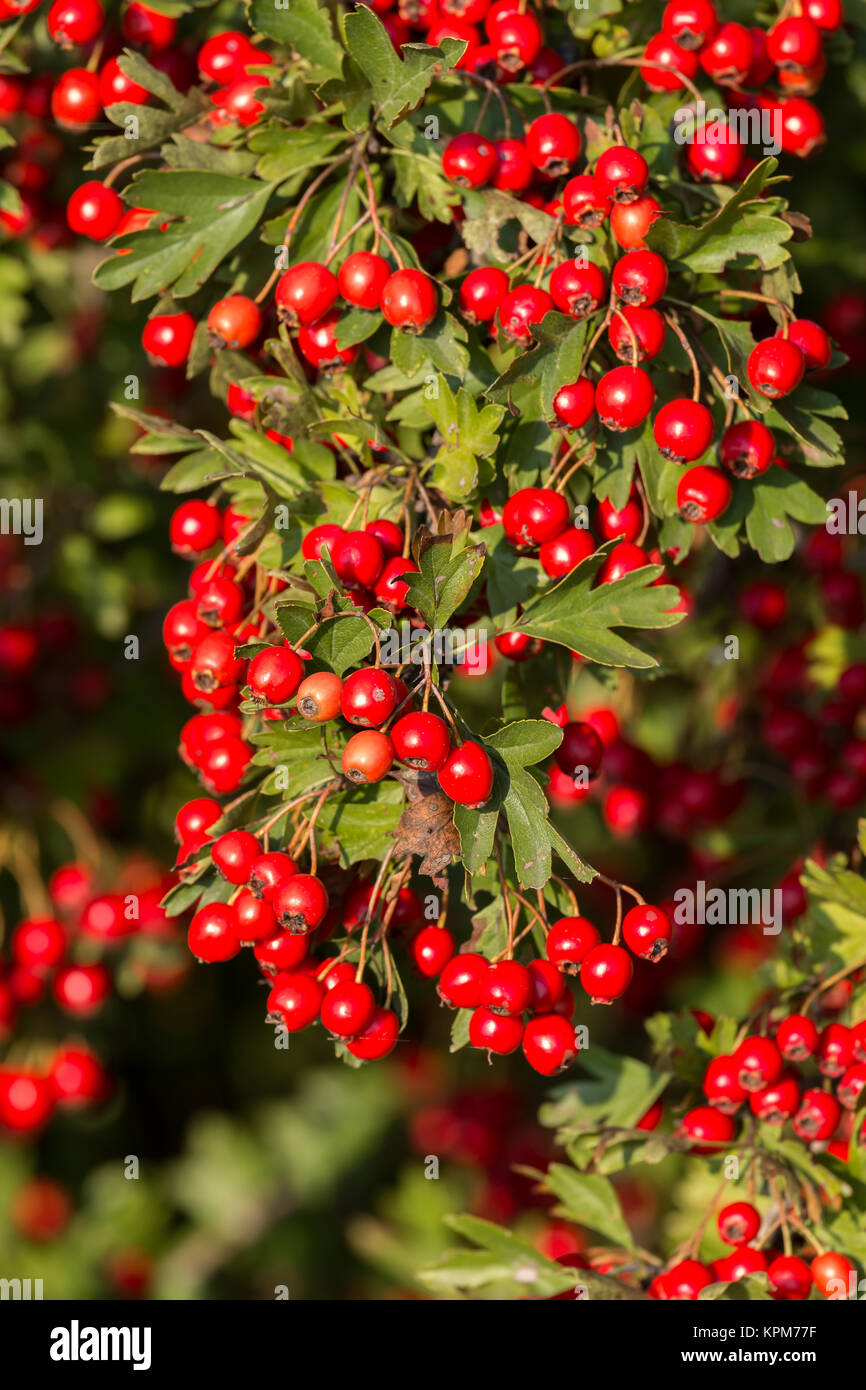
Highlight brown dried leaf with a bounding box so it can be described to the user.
[392,785,460,878]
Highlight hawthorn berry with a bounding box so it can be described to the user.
[338,250,391,309]
[653,399,714,462]
[380,269,438,332]
[550,258,607,319]
[442,132,498,188]
[207,295,261,350]
[320,979,375,1037]
[392,712,451,771]
[481,960,532,1015]
[341,667,398,727]
[793,1087,841,1140]
[459,265,510,324]
[817,1023,853,1077]
[676,465,732,523]
[51,67,101,128]
[346,1006,399,1060]
[621,904,672,961]
[595,366,655,431]
[297,671,343,722]
[276,262,338,326]
[66,181,122,241]
[718,420,776,479]
[678,1104,737,1151]
[438,952,489,1008]
[595,146,650,205]
[767,16,824,72]
[272,873,329,934]
[664,1259,715,1300]
[248,646,304,706]
[297,310,358,369]
[469,1005,525,1054]
[811,1251,856,1299]
[596,540,650,585]
[48,0,104,46]
[703,1054,747,1112]
[373,556,418,610]
[734,1035,784,1092]
[525,113,581,177]
[749,1073,800,1124]
[718,1202,761,1246]
[142,312,196,369]
[662,0,719,50]
[580,943,633,1003]
[747,337,806,398]
[268,972,324,1031]
[700,22,753,83]
[612,250,668,307]
[641,33,699,91]
[553,721,603,781]
[248,851,297,901]
[122,2,176,51]
[776,1012,819,1061]
[552,376,595,430]
[497,284,555,341]
[562,174,611,228]
[211,830,260,885]
[491,138,533,193]
[545,916,601,974]
[503,487,569,546]
[783,318,832,371]
[410,926,455,979]
[437,741,494,807]
[522,1013,578,1075]
[608,305,666,363]
[610,196,663,249]
[332,529,384,588]
[686,121,741,182]
[486,9,542,70]
[342,730,395,783]
[188,903,241,962]
[767,1254,812,1301]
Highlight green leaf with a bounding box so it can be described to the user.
[486,718,562,767]
[425,377,504,499]
[404,533,486,629]
[315,782,404,866]
[543,1165,634,1247]
[249,0,344,77]
[342,6,461,128]
[391,309,469,382]
[486,312,587,422]
[93,172,275,300]
[515,549,682,668]
[646,159,789,272]
[743,470,828,563]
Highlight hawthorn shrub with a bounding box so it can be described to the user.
[1,0,865,1301]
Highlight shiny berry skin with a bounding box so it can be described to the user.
[804,0,843,31]
[437,740,494,807]
[66,181,122,241]
[539,528,595,577]
[199,737,251,793]
[653,399,714,462]
[580,943,633,1003]
[838,1062,866,1110]
[198,30,258,83]
[338,250,391,309]
[608,306,666,363]
[207,294,261,350]
[188,903,241,962]
[272,873,328,935]
[811,1251,856,1299]
[734,1035,784,1093]
[553,376,595,429]
[481,960,532,1015]
[320,979,376,1037]
[410,926,455,979]
[664,1259,715,1300]
[48,0,104,46]
[495,630,543,661]
[596,496,641,543]
[276,261,338,327]
[612,250,668,307]
[233,890,277,943]
[248,646,304,706]
[342,729,394,783]
[51,68,101,128]
[296,671,342,722]
[700,22,752,82]
[523,1013,578,1075]
[703,1054,747,1112]
[142,312,196,368]
[497,285,555,341]
[549,259,607,319]
[749,1072,800,1124]
[715,1246,768,1282]
[546,916,601,974]
[99,54,150,106]
[194,577,244,629]
[248,851,297,902]
[211,829,260,885]
[170,501,221,557]
[503,487,569,546]
[782,318,832,371]
[346,1006,399,1060]
[392,712,451,771]
[817,1023,853,1077]
[562,173,611,228]
[554,721,603,779]
[340,667,398,727]
[0,1072,56,1132]
[122,2,176,50]
[469,1005,524,1054]
[677,465,732,523]
[768,1255,812,1301]
[373,556,418,610]
[776,1013,819,1061]
[662,0,719,50]
[767,16,823,72]
[717,1202,760,1246]
[678,1104,736,1151]
[596,540,650,585]
[595,366,655,431]
[332,529,384,588]
[492,139,533,192]
[174,796,221,852]
[641,33,699,91]
[686,121,741,182]
[611,195,663,250]
[53,962,111,1016]
[190,630,244,693]
[442,131,497,188]
[459,265,510,324]
[604,786,650,836]
[268,972,324,1031]
[793,1087,841,1141]
[747,337,805,398]
[526,958,567,1013]
[380,269,438,332]
[12,917,66,971]
[595,147,650,208]
[255,930,308,974]
[438,952,489,1008]
[719,420,775,478]
[487,9,542,71]
[622,904,672,961]
[297,310,358,369]
[525,113,581,177]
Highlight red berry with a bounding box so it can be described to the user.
[459,265,510,324]
[248,646,304,706]
[526,958,567,1012]
[296,671,343,722]
[539,527,595,577]
[437,741,494,807]
[481,960,532,1015]
[768,1254,812,1301]
[48,0,104,46]
[580,943,633,1003]
[320,979,376,1037]
[272,874,328,935]
[211,829,260,885]
[188,903,241,962]
[331,529,384,588]
[653,399,714,462]
[207,294,261,350]
[297,310,358,369]
[122,2,176,50]
[718,1201,760,1246]
[686,121,741,182]
[338,250,391,309]
[793,1087,841,1140]
[838,1062,866,1110]
[340,667,398,728]
[523,1013,578,1074]
[234,890,277,943]
[718,420,775,478]
[380,269,438,332]
[142,312,196,368]
[51,67,101,128]
[612,249,668,307]
[525,113,581,177]
[767,16,823,72]
[776,1012,819,1062]
[608,306,666,363]
[641,33,699,91]
[346,1006,399,1060]
[678,1104,736,1152]
[410,926,456,979]
[268,971,324,1031]
[782,318,832,371]
[595,146,650,205]
[703,1054,747,1112]
[438,952,489,1008]
[595,366,655,431]
[553,720,603,780]
[734,1035,784,1093]
[276,261,338,326]
[170,500,221,557]
[469,1004,524,1054]
[0,1072,56,1131]
[700,21,753,83]
[610,196,663,249]
[190,629,244,693]
[392,712,451,771]
[596,495,642,542]
[53,963,111,1016]
[677,465,732,522]
[596,540,651,584]
[748,337,806,398]
[662,0,719,50]
[248,851,297,901]
[342,730,395,783]
[442,131,498,188]
[549,258,607,318]
[66,181,122,241]
[546,916,601,973]
[562,173,611,227]
[664,1258,715,1300]
[749,1072,800,1123]
[817,1023,853,1077]
[811,1251,856,1299]
[503,487,570,546]
[487,9,542,71]
[622,904,672,961]
[497,285,555,341]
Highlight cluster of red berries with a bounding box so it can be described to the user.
[679,1013,866,1167]
[641,0,843,161]
[652,1243,858,1301]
